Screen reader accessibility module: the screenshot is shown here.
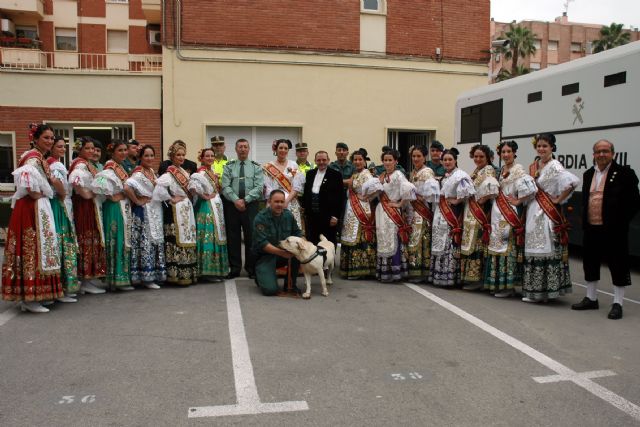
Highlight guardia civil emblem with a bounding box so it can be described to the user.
[572,96,584,125]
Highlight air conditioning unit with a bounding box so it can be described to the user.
[149,30,161,46]
[1,19,16,37]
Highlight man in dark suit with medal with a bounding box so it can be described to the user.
[572,139,640,319]
[302,151,344,245]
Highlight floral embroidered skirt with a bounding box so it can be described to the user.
[50,197,79,294]
[194,199,229,278]
[130,205,166,285]
[340,229,376,279]
[483,234,524,292]
[376,239,408,282]
[429,233,461,287]
[72,195,106,280]
[406,223,431,282]
[522,242,572,301]
[2,197,63,302]
[163,203,198,285]
[102,199,131,289]
[460,226,486,284]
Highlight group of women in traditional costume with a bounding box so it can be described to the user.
[1,127,230,313]
[2,124,580,312]
[338,134,579,304]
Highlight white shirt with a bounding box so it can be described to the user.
[312,168,326,193]
[594,162,612,189]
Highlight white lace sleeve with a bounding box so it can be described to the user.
[11,162,53,204]
[476,176,499,199]
[455,174,476,199]
[153,173,173,202]
[49,162,70,196]
[416,179,440,203]
[542,161,579,202]
[188,173,214,197]
[362,177,383,196]
[399,179,417,201]
[92,169,123,196]
[126,173,153,198]
[69,166,93,189]
[515,174,537,199]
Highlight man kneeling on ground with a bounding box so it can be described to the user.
[252,189,302,296]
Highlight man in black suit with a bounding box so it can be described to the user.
[302,151,345,245]
[572,139,640,319]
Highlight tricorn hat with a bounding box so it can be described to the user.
[295,142,309,151]
[210,135,225,145]
[336,141,349,150]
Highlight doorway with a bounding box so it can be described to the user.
[48,123,133,167]
[387,130,433,173]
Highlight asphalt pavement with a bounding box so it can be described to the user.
[0,246,639,426]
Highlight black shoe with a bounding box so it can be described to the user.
[571,297,599,310]
[226,272,240,279]
[608,303,623,319]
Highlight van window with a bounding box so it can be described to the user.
[604,71,626,87]
[528,91,542,103]
[562,83,579,96]
[460,99,503,144]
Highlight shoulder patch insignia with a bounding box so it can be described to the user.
[256,223,266,231]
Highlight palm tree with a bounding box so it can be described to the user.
[498,23,537,77]
[592,23,631,53]
[495,64,531,82]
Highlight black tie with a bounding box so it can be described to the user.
[238,161,245,199]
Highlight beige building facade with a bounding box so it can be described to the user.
[162,47,487,167]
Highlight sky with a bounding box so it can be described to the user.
[491,0,640,29]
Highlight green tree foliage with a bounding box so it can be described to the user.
[498,23,538,77]
[495,64,531,82]
[592,23,631,53]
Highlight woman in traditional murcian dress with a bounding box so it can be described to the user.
[483,140,537,297]
[372,149,416,283]
[1,124,64,313]
[189,147,230,280]
[460,145,499,290]
[263,139,305,230]
[406,146,439,283]
[125,144,166,289]
[92,140,134,291]
[69,137,107,295]
[153,141,198,286]
[339,149,378,279]
[429,148,476,287]
[522,133,578,302]
[46,135,79,301]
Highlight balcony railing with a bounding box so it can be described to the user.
[0,48,162,73]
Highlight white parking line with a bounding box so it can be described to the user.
[188,280,309,418]
[405,283,640,422]
[572,282,640,305]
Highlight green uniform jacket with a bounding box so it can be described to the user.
[329,160,355,180]
[252,208,302,255]
[426,160,446,178]
[221,159,264,203]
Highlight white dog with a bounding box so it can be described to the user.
[279,234,335,299]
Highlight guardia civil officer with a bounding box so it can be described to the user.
[252,189,302,296]
[221,138,264,279]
